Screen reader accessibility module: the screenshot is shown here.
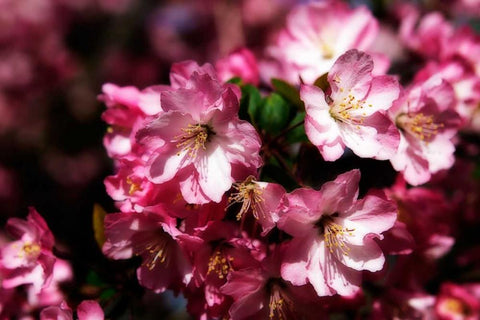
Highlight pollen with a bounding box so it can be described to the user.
[396,112,443,142]
[126,177,142,195]
[207,249,233,279]
[21,242,41,258]
[174,124,215,159]
[329,92,367,128]
[141,237,171,271]
[268,281,294,320]
[227,176,264,221]
[316,215,355,256]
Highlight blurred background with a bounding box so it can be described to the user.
[1,0,480,318]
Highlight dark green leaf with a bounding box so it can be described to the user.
[257,93,292,135]
[271,78,304,110]
[286,112,308,144]
[239,84,262,124]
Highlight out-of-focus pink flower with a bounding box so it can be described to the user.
[27,259,73,308]
[388,176,456,260]
[40,300,104,320]
[301,49,400,161]
[389,78,462,186]
[138,66,262,204]
[77,300,104,320]
[414,61,480,126]
[216,48,259,85]
[261,1,380,84]
[435,283,480,320]
[40,301,73,320]
[277,170,397,296]
[103,210,201,293]
[1,208,56,293]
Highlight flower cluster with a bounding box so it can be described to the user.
[98,2,480,319]
[2,0,480,319]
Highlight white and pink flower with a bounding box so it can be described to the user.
[301,49,400,161]
[389,78,462,186]
[138,68,262,204]
[261,1,381,85]
[277,170,397,296]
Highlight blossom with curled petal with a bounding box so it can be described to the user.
[277,170,397,297]
[301,49,400,161]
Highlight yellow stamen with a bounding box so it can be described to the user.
[268,281,294,320]
[329,92,368,128]
[317,215,355,256]
[227,176,264,221]
[174,124,215,159]
[207,249,234,279]
[396,112,443,142]
[126,177,142,195]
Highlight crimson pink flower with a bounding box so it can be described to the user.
[261,1,380,85]
[221,245,321,320]
[301,49,400,161]
[138,69,262,204]
[435,283,480,320]
[0,207,56,293]
[40,300,104,320]
[277,170,397,296]
[102,210,201,293]
[389,78,462,186]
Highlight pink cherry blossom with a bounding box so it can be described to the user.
[435,283,480,320]
[261,1,380,85]
[414,61,480,125]
[216,48,259,85]
[277,170,397,296]
[1,207,56,293]
[138,69,262,204]
[301,49,400,161]
[221,245,321,320]
[389,78,462,186]
[102,210,201,293]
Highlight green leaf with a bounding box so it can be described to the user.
[257,93,292,135]
[271,78,304,110]
[313,73,329,91]
[93,204,107,249]
[286,112,308,144]
[100,288,116,300]
[87,270,105,286]
[239,84,262,124]
[227,77,243,85]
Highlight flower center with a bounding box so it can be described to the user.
[396,112,443,142]
[207,249,233,280]
[329,92,372,129]
[228,176,264,221]
[267,280,294,320]
[22,242,41,259]
[174,123,215,159]
[441,298,472,316]
[126,177,142,195]
[140,236,171,271]
[315,214,355,256]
